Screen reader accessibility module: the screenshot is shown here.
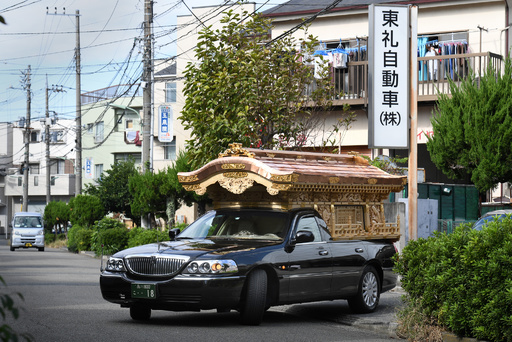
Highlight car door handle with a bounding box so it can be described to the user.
[319,250,329,256]
[355,248,364,253]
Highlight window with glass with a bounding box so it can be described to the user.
[95,122,104,143]
[50,159,65,175]
[34,176,38,186]
[114,153,141,164]
[164,137,176,160]
[29,163,40,175]
[30,131,39,142]
[87,123,94,134]
[95,164,104,180]
[165,82,177,103]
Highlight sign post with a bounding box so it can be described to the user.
[369,4,418,242]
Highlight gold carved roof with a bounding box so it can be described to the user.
[178,143,406,196]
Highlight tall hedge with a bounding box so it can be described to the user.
[395,217,512,341]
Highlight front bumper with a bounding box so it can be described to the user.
[100,272,246,311]
[11,235,45,248]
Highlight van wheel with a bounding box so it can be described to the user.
[38,247,45,252]
[240,269,267,325]
[347,265,380,313]
[10,245,15,252]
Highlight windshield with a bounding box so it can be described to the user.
[178,210,289,240]
[14,216,43,228]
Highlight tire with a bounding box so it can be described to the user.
[347,265,380,314]
[38,247,45,252]
[239,269,267,325]
[130,304,151,321]
[10,245,15,252]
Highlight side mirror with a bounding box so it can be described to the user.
[295,230,315,244]
[168,228,181,241]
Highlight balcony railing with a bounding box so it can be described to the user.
[305,52,503,106]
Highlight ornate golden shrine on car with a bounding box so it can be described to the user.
[178,143,406,241]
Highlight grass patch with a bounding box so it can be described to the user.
[396,296,445,342]
[46,238,68,249]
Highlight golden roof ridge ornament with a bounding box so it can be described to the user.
[218,143,255,158]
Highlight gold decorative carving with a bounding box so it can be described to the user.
[368,178,378,185]
[178,174,198,183]
[272,183,293,191]
[266,153,275,158]
[402,178,407,185]
[183,184,202,192]
[266,187,279,196]
[223,172,248,178]
[218,177,254,194]
[334,193,363,202]
[329,177,339,184]
[323,156,332,161]
[218,143,255,158]
[296,155,304,159]
[221,163,246,170]
[270,174,298,182]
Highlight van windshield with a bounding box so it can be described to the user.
[14,216,43,228]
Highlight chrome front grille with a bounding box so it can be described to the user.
[125,255,189,276]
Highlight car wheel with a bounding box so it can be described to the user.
[38,247,45,252]
[240,269,267,325]
[347,265,380,314]
[130,304,151,321]
[10,245,15,252]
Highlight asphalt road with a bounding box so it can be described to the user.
[0,239,404,342]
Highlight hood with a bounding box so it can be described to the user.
[113,238,282,259]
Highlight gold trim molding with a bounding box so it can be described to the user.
[223,171,248,178]
[178,174,198,183]
[221,163,246,170]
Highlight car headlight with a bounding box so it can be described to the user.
[184,260,238,274]
[106,257,126,272]
[37,230,44,236]
[13,230,20,236]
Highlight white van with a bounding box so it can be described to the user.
[10,212,45,252]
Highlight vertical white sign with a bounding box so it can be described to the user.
[158,105,173,142]
[85,157,93,179]
[369,5,410,149]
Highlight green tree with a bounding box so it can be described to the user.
[68,194,105,228]
[427,57,512,192]
[84,160,138,215]
[43,201,70,236]
[180,9,339,168]
[128,151,210,226]
[129,169,171,225]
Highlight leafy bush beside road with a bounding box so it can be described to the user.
[394,216,512,341]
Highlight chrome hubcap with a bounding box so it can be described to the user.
[362,272,378,307]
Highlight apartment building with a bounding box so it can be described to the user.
[1,118,76,234]
[263,0,510,199]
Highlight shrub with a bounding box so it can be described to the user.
[90,218,129,256]
[68,194,105,227]
[395,216,512,341]
[67,225,92,253]
[127,226,170,248]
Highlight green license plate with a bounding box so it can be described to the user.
[131,284,156,299]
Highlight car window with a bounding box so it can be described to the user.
[296,216,322,242]
[179,211,287,240]
[14,216,42,228]
[315,217,333,240]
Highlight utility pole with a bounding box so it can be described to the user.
[47,7,81,195]
[142,0,153,173]
[45,76,65,205]
[21,65,31,212]
[75,9,82,195]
